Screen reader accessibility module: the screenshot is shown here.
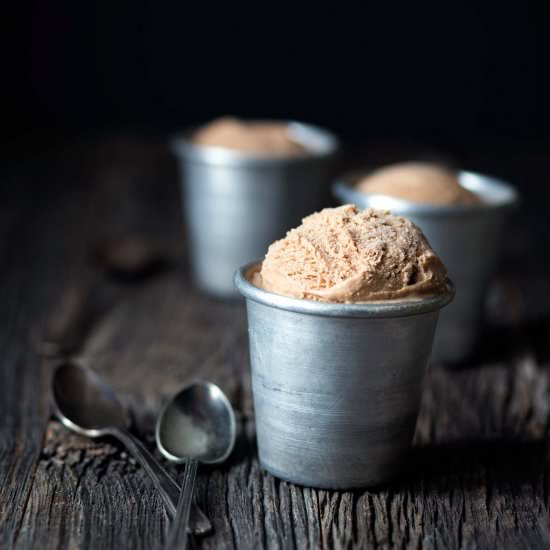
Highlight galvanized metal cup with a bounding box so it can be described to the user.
[333,170,518,364]
[234,264,454,489]
[171,122,339,297]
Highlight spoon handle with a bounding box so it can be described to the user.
[166,458,198,550]
[111,428,210,535]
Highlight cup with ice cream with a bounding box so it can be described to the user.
[333,163,518,363]
[171,117,339,297]
[234,205,454,488]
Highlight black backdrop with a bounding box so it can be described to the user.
[5,1,550,146]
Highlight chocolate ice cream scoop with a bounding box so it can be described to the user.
[192,117,308,156]
[252,204,448,302]
[356,162,481,205]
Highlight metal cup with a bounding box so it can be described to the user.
[333,170,518,364]
[171,122,339,297]
[234,264,454,489]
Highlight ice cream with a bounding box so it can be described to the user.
[191,117,308,156]
[356,162,481,205]
[251,204,448,302]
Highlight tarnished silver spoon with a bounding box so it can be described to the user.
[156,381,236,550]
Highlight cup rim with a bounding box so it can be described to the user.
[170,120,340,167]
[333,169,519,217]
[234,262,455,319]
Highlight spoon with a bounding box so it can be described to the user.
[51,363,212,535]
[156,381,236,550]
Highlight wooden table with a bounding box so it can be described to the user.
[1,137,549,549]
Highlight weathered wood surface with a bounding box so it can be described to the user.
[1,138,550,549]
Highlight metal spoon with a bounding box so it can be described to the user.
[156,381,236,550]
[51,363,212,535]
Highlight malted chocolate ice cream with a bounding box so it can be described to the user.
[356,162,481,205]
[192,117,307,156]
[251,204,448,302]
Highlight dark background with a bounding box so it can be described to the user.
[5,2,550,146]
[2,1,550,316]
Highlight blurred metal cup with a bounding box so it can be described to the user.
[333,170,518,364]
[234,263,454,489]
[171,122,339,297]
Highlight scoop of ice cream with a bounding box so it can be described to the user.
[356,162,481,205]
[191,117,307,156]
[252,205,448,302]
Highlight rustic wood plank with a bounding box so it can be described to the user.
[0,163,94,549]
[2,138,550,549]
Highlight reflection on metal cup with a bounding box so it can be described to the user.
[172,122,339,298]
[333,170,518,363]
[234,264,454,489]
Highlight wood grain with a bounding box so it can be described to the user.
[1,139,549,549]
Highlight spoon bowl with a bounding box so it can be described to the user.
[156,381,236,464]
[52,362,130,437]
